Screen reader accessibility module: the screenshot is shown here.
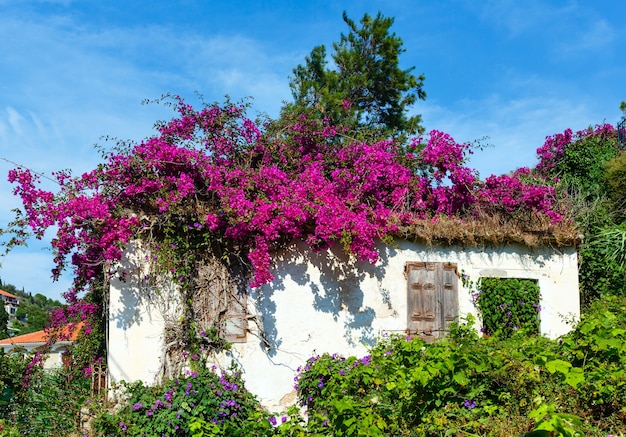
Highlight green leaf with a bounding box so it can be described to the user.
[453,371,469,386]
[545,359,572,374]
[564,367,584,388]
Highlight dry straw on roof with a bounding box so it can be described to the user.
[394,212,580,248]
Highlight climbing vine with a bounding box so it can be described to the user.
[474,277,541,338]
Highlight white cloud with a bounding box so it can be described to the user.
[6,108,26,138]
[0,10,297,301]
[475,0,578,38]
[557,18,616,54]
[421,93,595,178]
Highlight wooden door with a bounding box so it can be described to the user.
[406,262,458,342]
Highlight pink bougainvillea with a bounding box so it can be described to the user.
[535,123,615,175]
[8,97,574,326]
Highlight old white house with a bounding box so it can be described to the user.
[107,238,579,411]
[0,289,20,328]
[0,323,84,368]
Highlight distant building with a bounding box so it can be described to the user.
[0,289,19,327]
[0,322,84,368]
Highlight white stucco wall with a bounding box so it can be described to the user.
[107,243,182,387]
[107,239,579,411]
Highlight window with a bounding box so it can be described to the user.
[406,262,459,342]
[62,351,72,368]
[193,284,247,343]
[475,277,540,337]
[220,291,247,343]
[191,262,249,344]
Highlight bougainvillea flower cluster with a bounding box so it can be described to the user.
[8,97,589,330]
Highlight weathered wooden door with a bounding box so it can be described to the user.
[406,262,458,342]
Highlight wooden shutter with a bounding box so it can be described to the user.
[441,263,458,327]
[221,291,247,343]
[406,262,458,342]
[62,351,72,368]
[194,282,247,343]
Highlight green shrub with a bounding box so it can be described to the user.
[292,298,626,435]
[605,150,626,217]
[0,351,28,420]
[293,321,569,436]
[12,366,91,436]
[559,295,626,423]
[0,419,21,437]
[93,363,275,437]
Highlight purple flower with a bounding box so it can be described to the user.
[268,416,277,426]
[119,422,127,431]
[464,399,476,409]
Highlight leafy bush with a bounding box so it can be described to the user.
[581,225,626,303]
[0,341,97,436]
[0,351,28,420]
[0,362,91,436]
[536,124,617,196]
[0,419,21,437]
[15,368,91,436]
[291,296,626,435]
[294,322,569,436]
[605,150,626,219]
[93,364,275,437]
[559,295,626,422]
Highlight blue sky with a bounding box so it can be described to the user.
[1,0,625,301]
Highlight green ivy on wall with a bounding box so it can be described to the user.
[475,278,541,338]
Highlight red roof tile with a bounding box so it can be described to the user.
[0,289,19,300]
[0,322,84,345]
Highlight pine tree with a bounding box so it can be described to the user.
[282,11,426,142]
